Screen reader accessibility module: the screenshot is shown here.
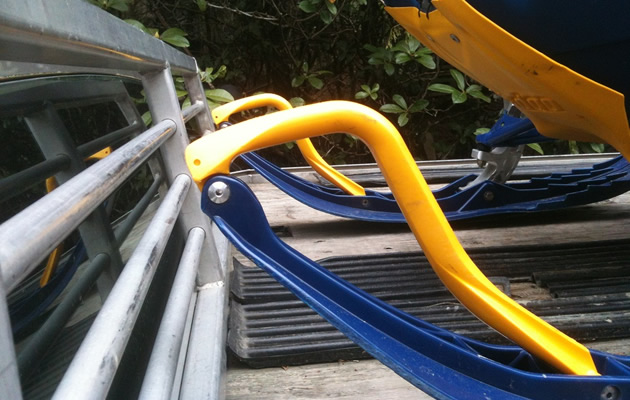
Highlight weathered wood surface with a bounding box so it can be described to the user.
[226,159,630,400]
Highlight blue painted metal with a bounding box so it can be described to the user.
[240,151,630,223]
[202,175,630,400]
[475,114,553,147]
[10,240,86,336]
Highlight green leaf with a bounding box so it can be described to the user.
[355,91,369,100]
[319,8,333,24]
[142,111,152,126]
[175,89,188,98]
[285,142,295,150]
[325,0,338,15]
[392,94,407,109]
[196,0,207,11]
[363,44,379,53]
[527,143,544,155]
[384,63,395,76]
[394,53,411,64]
[290,97,306,107]
[125,19,150,34]
[205,88,234,104]
[308,76,324,89]
[407,36,421,52]
[397,112,409,127]
[360,84,371,92]
[301,61,309,73]
[291,76,305,87]
[369,92,378,101]
[450,69,466,91]
[428,83,458,94]
[161,28,190,48]
[409,99,429,113]
[451,91,467,104]
[416,55,435,69]
[298,0,318,13]
[380,104,405,114]
[372,83,380,92]
[590,142,605,153]
[107,0,129,11]
[568,140,579,154]
[467,89,492,103]
[473,128,490,136]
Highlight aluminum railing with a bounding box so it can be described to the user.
[0,1,229,399]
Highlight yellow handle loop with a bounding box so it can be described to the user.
[187,100,598,376]
[211,93,366,196]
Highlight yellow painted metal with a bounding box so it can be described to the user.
[186,100,599,376]
[41,177,61,287]
[211,93,366,196]
[385,1,630,160]
[40,146,113,287]
[85,146,112,161]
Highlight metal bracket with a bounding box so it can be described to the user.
[464,145,524,188]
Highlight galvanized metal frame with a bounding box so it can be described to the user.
[0,1,230,398]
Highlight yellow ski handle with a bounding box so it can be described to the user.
[211,93,366,196]
[187,100,598,376]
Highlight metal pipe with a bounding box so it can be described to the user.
[77,121,143,159]
[0,154,70,204]
[0,119,176,292]
[0,283,22,400]
[52,174,191,400]
[0,0,197,75]
[113,173,163,246]
[17,173,162,378]
[138,226,205,400]
[181,101,204,123]
[16,253,110,378]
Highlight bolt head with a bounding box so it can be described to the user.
[208,181,231,204]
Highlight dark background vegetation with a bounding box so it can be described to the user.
[1,0,612,222]
[98,0,511,165]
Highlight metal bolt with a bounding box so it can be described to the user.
[483,191,494,201]
[601,385,620,400]
[450,34,460,43]
[361,199,370,207]
[208,181,231,204]
[218,122,232,129]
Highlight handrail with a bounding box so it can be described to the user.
[0,2,228,398]
[182,101,206,123]
[16,174,164,378]
[0,121,143,205]
[52,174,191,399]
[0,119,176,292]
[0,155,70,204]
[77,121,143,159]
[138,226,205,400]
[0,1,197,76]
